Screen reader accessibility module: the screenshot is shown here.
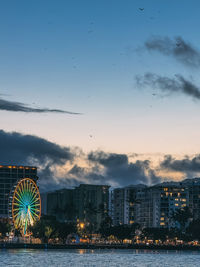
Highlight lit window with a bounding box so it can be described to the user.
[160,222,165,226]
[175,204,179,206]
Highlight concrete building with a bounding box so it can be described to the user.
[181,178,200,220]
[147,183,189,228]
[111,181,190,229]
[0,165,37,218]
[111,185,147,226]
[74,184,110,230]
[44,184,110,230]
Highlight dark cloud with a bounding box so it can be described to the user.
[136,72,200,100]
[0,130,75,191]
[88,151,161,186]
[0,130,162,191]
[145,36,200,68]
[0,97,81,115]
[160,155,200,173]
[0,130,73,165]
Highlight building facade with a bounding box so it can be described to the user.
[111,185,147,226]
[111,182,191,229]
[43,184,110,230]
[45,188,75,222]
[0,165,37,218]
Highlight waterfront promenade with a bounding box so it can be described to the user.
[1,242,200,251]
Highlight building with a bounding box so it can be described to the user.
[44,184,110,231]
[74,184,110,230]
[111,185,147,226]
[111,181,190,229]
[147,183,189,228]
[45,188,75,222]
[181,178,200,220]
[43,178,200,230]
[0,165,37,218]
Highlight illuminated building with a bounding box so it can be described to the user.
[111,185,147,226]
[147,183,189,228]
[111,181,191,229]
[181,178,200,220]
[0,165,38,218]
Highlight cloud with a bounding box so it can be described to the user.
[0,130,162,191]
[160,155,200,173]
[88,151,161,186]
[136,72,200,100]
[0,97,81,115]
[145,36,200,68]
[0,130,76,190]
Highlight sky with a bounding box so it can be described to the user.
[1,0,200,191]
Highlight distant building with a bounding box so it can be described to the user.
[43,178,200,230]
[111,182,190,229]
[181,178,200,220]
[0,165,37,218]
[111,185,147,226]
[45,189,75,222]
[74,184,110,230]
[147,183,189,228]
[44,184,110,230]
[40,192,47,215]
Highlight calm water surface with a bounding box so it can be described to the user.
[0,249,200,267]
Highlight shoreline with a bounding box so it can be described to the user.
[0,243,200,251]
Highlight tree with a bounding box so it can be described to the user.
[57,222,77,244]
[186,219,200,241]
[112,224,138,242]
[142,228,169,243]
[99,216,113,237]
[29,216,58,243]
[100,224,138,243]
[172,207,192,232]
[0,221,11,238]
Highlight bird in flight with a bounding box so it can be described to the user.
[139,8,144,11]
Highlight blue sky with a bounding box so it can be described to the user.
[1,0,200,155]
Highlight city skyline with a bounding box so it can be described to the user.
[1,1,200,190]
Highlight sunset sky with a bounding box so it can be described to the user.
[1,0,200,191]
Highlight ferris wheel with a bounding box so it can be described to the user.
[11,178,41,235]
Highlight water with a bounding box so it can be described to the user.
[0,249,200,266]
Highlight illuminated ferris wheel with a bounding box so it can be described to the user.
[11,178,41,236]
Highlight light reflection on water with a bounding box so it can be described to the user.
[0,249,200,266]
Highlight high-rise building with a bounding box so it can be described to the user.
[146,183,189,228]
[181,178,200,220]
[45,188,75,222]
[74,184,110,230]
[111,185,147,226]
[0,165,37,218]
[44,184,110,230]
[111,182,190,229]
